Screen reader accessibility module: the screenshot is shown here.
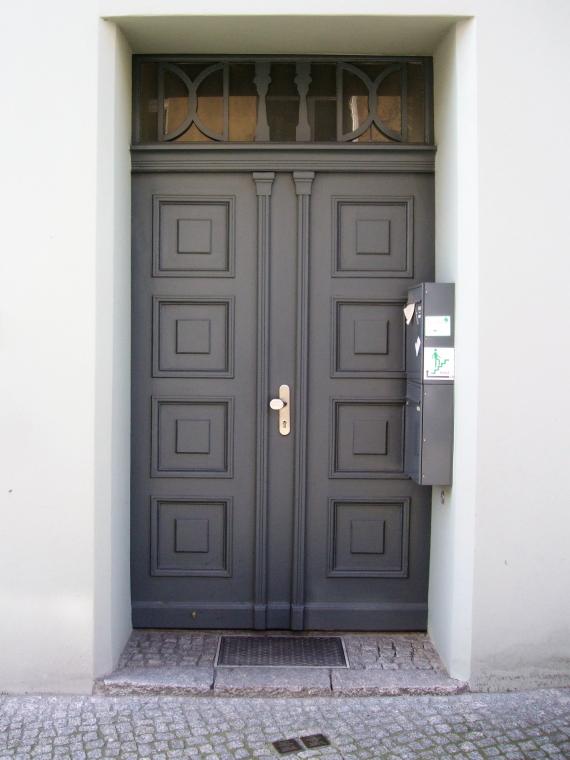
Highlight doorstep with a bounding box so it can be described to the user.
[93,630,468,697]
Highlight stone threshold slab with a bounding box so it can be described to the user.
[94,666,467,697]
[93,666,215,696]
[331,669,469,696]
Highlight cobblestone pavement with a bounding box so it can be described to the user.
[1,689,569,759]
[118,631,444,673]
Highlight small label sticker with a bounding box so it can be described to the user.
[424,347,455,380]
[414,336,421,356]
[425,315,451,337]
[403,303,416,325]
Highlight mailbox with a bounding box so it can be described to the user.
[404,283,455,486]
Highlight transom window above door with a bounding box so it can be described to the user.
[133,57,433,145]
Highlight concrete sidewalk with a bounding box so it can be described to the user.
[1,689,569,759]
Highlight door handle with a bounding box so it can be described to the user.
[269,384,291,436]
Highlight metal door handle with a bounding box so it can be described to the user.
[269,384,290,435]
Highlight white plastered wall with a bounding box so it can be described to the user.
[430,1,570,688]
[428,19,479,683]
[1,0,569,692]
[93,20,133,680]
[0,3,99,693]
[469,0,570,689]
[0,6,133,693]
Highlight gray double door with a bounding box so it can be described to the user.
[132,167,434,630]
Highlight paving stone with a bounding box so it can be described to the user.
[331,668,468,696]
[3,690,569,759]
[213,667,332,696]
[117,631,219,670]
[118,629,444,671]
[93,666,214,696]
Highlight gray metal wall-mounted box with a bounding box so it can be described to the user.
[404,283,455,486]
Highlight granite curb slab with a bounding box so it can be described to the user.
[213,667,332,696]
[331,668,468,696]
[94,665,214,696]
[94,666,468,697]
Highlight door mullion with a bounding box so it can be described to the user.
[252,172,275,630]
[291,171,315,630]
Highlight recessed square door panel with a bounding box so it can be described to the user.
[332,299,406,377]
[153,297,234,377]
[153,195,235,276]
[151,498,232,576]
[331,400,405,477]
[152,398,233,477]
[328,499,410,577]
[332,197,413,277]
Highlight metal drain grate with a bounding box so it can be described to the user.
[301,734,330,749]
[272,735,331,755]
[272,738,303,755]
[216,636,348,667]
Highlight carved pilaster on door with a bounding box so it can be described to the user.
[291,170,315,630]
[295,63,312,141]
[253,172,275,196]
[252,171,275,629]
[254,63,272,142]
[293,171,315,197]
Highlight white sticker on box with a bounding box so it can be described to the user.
[403,303,416,325]
[425,315,451,337]
[424,347,455,380]
[414,337,421,356]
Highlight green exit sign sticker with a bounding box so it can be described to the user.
[424,347,455,380]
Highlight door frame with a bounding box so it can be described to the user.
[88,17,482,683]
